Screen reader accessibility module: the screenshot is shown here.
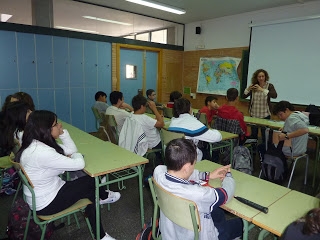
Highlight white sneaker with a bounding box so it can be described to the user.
[101,176,106,183]
[100,190,121,205]
[101,232,116,240]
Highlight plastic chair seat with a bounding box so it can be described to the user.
[38,198,92,221]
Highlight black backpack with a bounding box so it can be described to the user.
[135,218,160,240]
[232,146,253,175]
[260,130,288,184]
[305,104,320,126]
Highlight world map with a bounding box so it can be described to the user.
[197,57,241,95]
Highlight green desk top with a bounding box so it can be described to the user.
[252,190,320,236]
[195,160,291,222]
[62,121,148,177]
[244,116,320,135]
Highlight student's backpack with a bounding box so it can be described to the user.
[7,197,55,240]
[232,146,253,175]
[260,130,287,184]
[136,218,160,240]
[305,104,320,126]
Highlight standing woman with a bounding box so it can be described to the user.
[14,110,120,240]
[243,69,277,142]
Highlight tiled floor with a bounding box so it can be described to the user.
[0,148,319,240]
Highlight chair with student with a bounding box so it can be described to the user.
[263,128,309,188]
[160,129,185,162]
[148,177,201,240]
[91,106,103,131]
[10,160,94,240]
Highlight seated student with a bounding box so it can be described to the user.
[11,92,36,111]
[105,91,133,134]
[153,138,243,240]
[199,95,219,125]
[0,102,32,156]
[15,110,120,240]
[131,94,164,150]
[217,88,249,138]
[168,98,222,161]
[281,208,320,240]
[93,91,109,114]
[167,91,182,108]
[272,101,309,156]
[146,89,164,107]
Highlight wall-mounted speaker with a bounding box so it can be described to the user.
[196,27,201,34]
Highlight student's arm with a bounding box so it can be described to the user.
[148,101,164,128]
[278,128,309,141]
[58,129,78,156]
[195,128,222,143]
[121,102,134,112]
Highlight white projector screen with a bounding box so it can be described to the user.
[247,16,320,106]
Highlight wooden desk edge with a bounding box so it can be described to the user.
[83,159,149,177]
[252,219,282,237]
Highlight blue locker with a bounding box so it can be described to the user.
[70,88,85,130]
[53,36,69,89]
[36,35,53,89]
[17,32,37,89]
[97,42,112,93]
[0,30,18,89]
[85,87,97,132]
[55,89,71,123]
[84,40,97,88]
[38,89,55,112]
[69,38,84,88]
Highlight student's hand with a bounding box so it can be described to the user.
[209,165,231,180]
[278,132,286,141]
[213,102,220,109]
[254,84,263,92]
[121,102,133,111]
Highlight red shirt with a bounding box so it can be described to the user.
[199,106,217,125]
[217,105,249,136]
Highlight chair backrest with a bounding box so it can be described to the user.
[91,106,103,130]
[160,129,185,147]
[213,117,244,135]
[163,107,173,118]
[148,177,200,239]
[100,114,119,145]
[198,113,208,126]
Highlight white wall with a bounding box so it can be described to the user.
[184,1,320,51]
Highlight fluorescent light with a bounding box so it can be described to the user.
[55,26,98,34]
[126,0,186,15]
[83,16,132,26]
[1,14,12,22]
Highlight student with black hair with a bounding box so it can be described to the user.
[146,89,163,107]
[199,95,219,125]
[168,98,221,161]
[93,91,109,114]
[15,110,120,240]
[153,138,243,240]
[106,91,133,133]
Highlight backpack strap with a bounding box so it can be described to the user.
[277,140,285,151]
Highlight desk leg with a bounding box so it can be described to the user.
[95,176,101,240]
[242,220,255,240]
[258,229,277,240]
[312,136,319,187]
[138,165,145,227]
[230,139,234,166]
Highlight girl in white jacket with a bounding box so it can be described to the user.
[14,110,120,240]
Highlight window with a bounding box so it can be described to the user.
[126,65,137,79]
[151,29,167,44]
[136,32,149,42]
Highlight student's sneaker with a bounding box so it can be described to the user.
[99,190,121,205]
[101,232,116,240]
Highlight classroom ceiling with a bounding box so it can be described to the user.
[76,0,316,24]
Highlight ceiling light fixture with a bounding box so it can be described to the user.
[56,26,98,34]
[83,16,132,26]
[125,0,186,15]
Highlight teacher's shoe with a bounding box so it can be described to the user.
[100,190,121,205]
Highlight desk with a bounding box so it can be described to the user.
[195,160,291,240]
[62,122,148,239]
[253,190,320,239]
[244,116,320,187]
